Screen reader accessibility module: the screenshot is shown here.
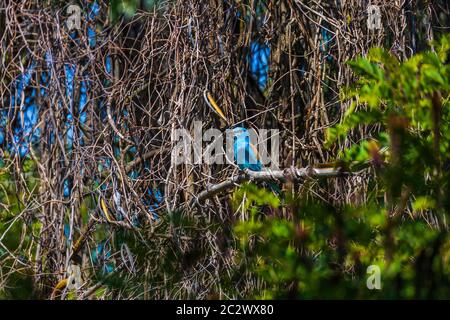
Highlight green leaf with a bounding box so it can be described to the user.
[412,196,436,211]
[347,58,383,81]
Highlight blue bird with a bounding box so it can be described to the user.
[205,93,280,193]
[231,126,281,194]
[231,127,262,171]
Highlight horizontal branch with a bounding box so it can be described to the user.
[189,166,359,206]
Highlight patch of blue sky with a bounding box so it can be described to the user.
[64,64,76,151]
[144,187,164,220]
[91,241,114,274]
[87,1,100,20]
[63,178,72,198]
[249,41,270,90]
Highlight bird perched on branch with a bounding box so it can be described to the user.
[205,92,280,193]
[204,91,263,171]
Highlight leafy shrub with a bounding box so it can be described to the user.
[233,35,450,299]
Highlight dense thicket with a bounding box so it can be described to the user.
[0,0,448,299]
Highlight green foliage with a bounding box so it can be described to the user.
[233,35,450,299]
[0,156,39,299]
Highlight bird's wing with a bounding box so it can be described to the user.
[249,142,261,161]
[235,139,261,170]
